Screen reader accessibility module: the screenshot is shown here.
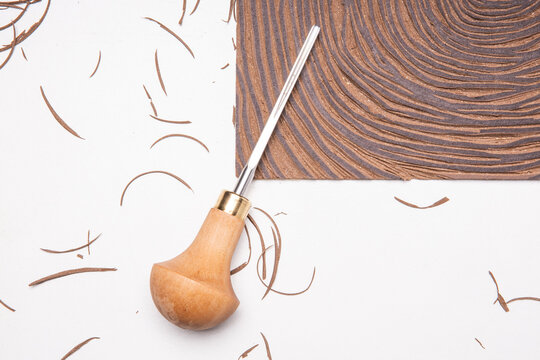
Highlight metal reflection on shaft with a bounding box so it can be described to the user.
[233,25,320,196]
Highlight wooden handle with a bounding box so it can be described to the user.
[150,191,250,330]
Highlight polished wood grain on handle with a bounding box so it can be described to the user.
[150,207,245,330]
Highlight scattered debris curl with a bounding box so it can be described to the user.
[142,84,158,117]
[61,337,100,360]
[238,344,258,359]
[144,17,194,58]
[29,267,117,286]
[0,299,15,312]
[89,50,101,78]
[120,170,192,206]
[150,114,191,125]
[475,338,485,350]
[154,50,167,95]
[394,196,449,209]
[150,133,208,152]
[40,86,84,139]
[40,232,101,254]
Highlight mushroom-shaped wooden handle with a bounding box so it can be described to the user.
[150,191,250,330]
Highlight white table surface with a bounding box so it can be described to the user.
[1,1,539,359]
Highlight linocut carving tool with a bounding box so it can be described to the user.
[150,25,320,330]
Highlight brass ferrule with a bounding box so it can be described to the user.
[215,190,251,219]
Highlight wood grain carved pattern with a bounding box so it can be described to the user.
[235,0,540,179]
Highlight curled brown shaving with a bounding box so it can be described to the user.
[154,50,167,95]
[231,225,252,275]
[189,0,200,15]
[488,271,540,311]
[232,37,236,50]
[149,114,191,124]
[0,0,50,53]
[475,338,485,349]
[87,230,90,255]
[89,50,101,78]
[0,3,23,8]
[0,2,27,31]
[497,295,510,312]
[254,208,281,242]
[144,17,194,58]
[120,170,192,206]
[20,47,27,60]
[252,207,317,298]
[394,196,449,209]
[0,26,16,71]
[489,271,509,312]
[40,233,101,254]
[256,245,316,296]
[238,344,258,359]
[0,4,21,8]
[506,297,540,304]
[260,332,272,360]
[221,63,229,69]
[143,84,152,100]
[223,0,236,23]
[142,84,157,116]
[274,212,287,216]
[150,133,209,152]
[61,337,100,360]
[232,106,236,126]
[230,265,246,276]
[263,229,281,299]
[0,299,15,312]
[247,214,266,279]
[40,86,84,139]
[254,208,282,299]
[178,0,186,25]
[0,0,40,5]
[77,254,83,259]
[29,267,117,286]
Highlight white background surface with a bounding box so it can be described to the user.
[0,1,539,359]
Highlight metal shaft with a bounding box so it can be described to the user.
[233,25,320,196]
